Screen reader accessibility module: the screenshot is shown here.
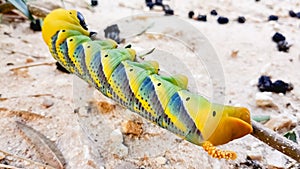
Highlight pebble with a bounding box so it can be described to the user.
[217,16,229,24]
[268,15,278,21]
[196,14,207,22]
[255,92,275,107]
[110,129,123,144]
[111,143,129,158]
[210,9,218,16]
[272,32,285,43]
[42,99,54,108]
[0,152,5,160]
[264,115,294,131]
[154,156,167,165]
[188,11,194,19]
[237,16,246,23]
[266,153,286,168]
[109,129,129,158]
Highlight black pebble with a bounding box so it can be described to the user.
[268,15,278,21]
[56,62,70,74]
[237,16,246,23]
[217,16,229,24]
[30,19,42,31]
[289,10,296,17]
[258,75,272,92]
[188,11,195,19]
[257,76,293,94]
[91,0,98,6]
[272,32,286,43]
[277,40,291,52]
[196,15,207,22]
[210,9,218,16]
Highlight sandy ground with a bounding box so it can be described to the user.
[0,0,300,168]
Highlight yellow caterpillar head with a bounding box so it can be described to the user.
[42,9,91,46]
[206,106,253,146]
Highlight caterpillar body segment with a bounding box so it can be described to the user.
[42,9,253,160]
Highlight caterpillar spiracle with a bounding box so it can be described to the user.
[42,9,253,160]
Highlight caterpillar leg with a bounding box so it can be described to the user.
[202,141,237,160]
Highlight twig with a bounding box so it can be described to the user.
[0,149,56,169]
[9,62,56,71]
[251,120,300,162]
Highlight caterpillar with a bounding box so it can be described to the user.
[42,9,253,160]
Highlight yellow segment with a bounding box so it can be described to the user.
[82,42,102,88]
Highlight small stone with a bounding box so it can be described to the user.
[264,115,294,131]
[247,154,263,161]
[268,15,278,21]
[272,32,285,43]
[155,156,167,165]
[217,16,229,24]
[289,10,296,17]
[237,16,246,23]
[210,9,218,16]
[266,152,286,168]
[188,11,195,19]
[255,92,274,107]
[0,152,5,160]
[110,129,123,144]
[196,14,207,22]
[111,143,128,158]
[42,99,54,108]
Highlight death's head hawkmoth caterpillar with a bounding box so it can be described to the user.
[42,8,253,160]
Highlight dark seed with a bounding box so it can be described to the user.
[91,0,98,7]
[277,40,291,52]
[268,15,278,21]
[30,19,42,31]
[257,75,272,92]
[237,16,246,23]
[196,14,207,22]
[289,10,296,17]
[297,12,300,18]
[257,76,293,94]
[217,16,229,24]
[210,9,218,16]
[188,11,195,19]
[146,0,154,9]
[272,80,293,94]
[163,5,174,15]
[272,32,286,43]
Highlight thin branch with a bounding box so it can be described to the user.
[251,120,300,162]
[9,62,56,71]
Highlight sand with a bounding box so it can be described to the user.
[0,0,299,168]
